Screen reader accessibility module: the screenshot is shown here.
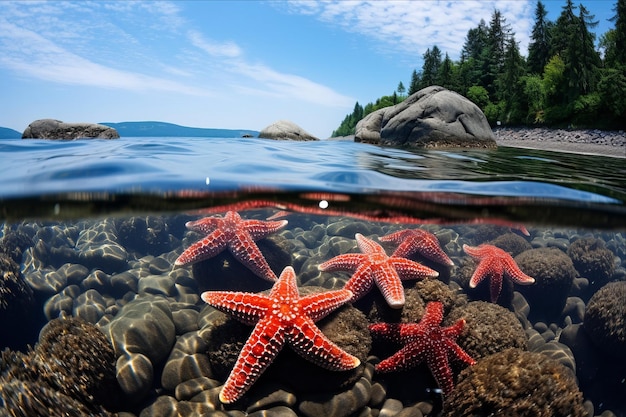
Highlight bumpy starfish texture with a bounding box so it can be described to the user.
[201,266,361,404]
[318,233,439,309]
[174,210,287,281]
[369,301,475,396]
[380,228,454,266]
[463,243,535,302]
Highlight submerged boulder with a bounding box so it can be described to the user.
[22,119,120,140]
[355,86,496,149]
[259,120,318,141]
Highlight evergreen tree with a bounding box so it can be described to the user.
[551,0,577,58]
[408,69,421,95]
[397,81,406,96]
[420,46,442,88]
[527,1,553,74]
[482,9,511,98]
[437,53,456,90]
[605,0,626,66]
[496,35,526,123]
[459,19,488,92]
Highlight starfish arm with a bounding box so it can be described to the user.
[372,264,406,309]
[318,253,367,272]
[489,272,504,303]
[379,229,410,245]
[184,217,224,234]
[376,342,428,372]
[244,219,288,240]
[301,289,353,322]
[343,263,375,302]
[443,338,476,367]
[418,301,445,328]
[174,230,229,266]
[288,316,361,371]
[425,350,455,395]
[269,266,300,299]
[201,291,270,325]
[219,316,286,403]
[468,258,501,289]
[229,231,278,281]
[390,257,440,280]
[369,322,403,340]
[355,233,386,255]
[503,261,535,285]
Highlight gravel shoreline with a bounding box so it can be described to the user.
[493,127,625,158]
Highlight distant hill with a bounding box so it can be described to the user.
[100,121,259,138]
[0,127,22,139]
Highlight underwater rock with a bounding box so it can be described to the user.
[488,232,532,256]
[101,294,176,402]
[445,301,528,361]
[297,362,374,417]
[0,317,119,414]
[117,215,175,257]
[583,281,626,360]
[0,251,37,349]
[443,348,587,417]
[515,247,577,322]
[561,323,626,415]
[567,236,616,293]
[75,219,129,273]
[161,331,214,391]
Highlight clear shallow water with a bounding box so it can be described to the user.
[1,137,625,416]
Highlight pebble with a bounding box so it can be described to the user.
[161,332,213,390]
[298,376,372,417]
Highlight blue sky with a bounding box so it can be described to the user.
[0,1,616,138]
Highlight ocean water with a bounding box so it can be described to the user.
[0,136,625,416]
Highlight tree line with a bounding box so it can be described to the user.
[332,0,626,137]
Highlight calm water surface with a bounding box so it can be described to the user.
[0,137,624,416]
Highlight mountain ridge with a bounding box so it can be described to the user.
[0,121,259,138]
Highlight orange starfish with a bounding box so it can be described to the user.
[318,233,439,309]
[380,228,454,266]
[370,301,475,396]
[463,244,535,302]
[201,266,361,403]
[174,211,287,280]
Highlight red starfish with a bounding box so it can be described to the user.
[463,244,535,302]
[369,301,475,396]
[318,233,439,309]
[380,228,454,266]
[174,210,287,281]
[201,266,360,403]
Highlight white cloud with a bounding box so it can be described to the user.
[282,0,535,61]
[188,30,243,58]
[187,31,354,108]
[0,20,207,95]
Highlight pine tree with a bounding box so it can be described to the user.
[420,46,442,88]
[437,53,455,90]
[397,81,406,96]
[496,35,526,122]
[527,1,553,74]
[408,69,421,95]
[482,10,511,98]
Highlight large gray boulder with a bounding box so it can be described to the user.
[355,86,496,149]
[258,120,318,141]
[22,119,120,140]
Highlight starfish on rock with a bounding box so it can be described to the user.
[174,211,287,281]
[318,233,439,309]
[201,266,361,403]
[380,228,454,266]
[463,243,535,302]
[369,301,475,396]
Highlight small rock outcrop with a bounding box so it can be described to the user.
[355,86,496,149]
[22,119,120,140]
[258,120,318,141]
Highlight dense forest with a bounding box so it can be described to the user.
[332,0,626,137]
